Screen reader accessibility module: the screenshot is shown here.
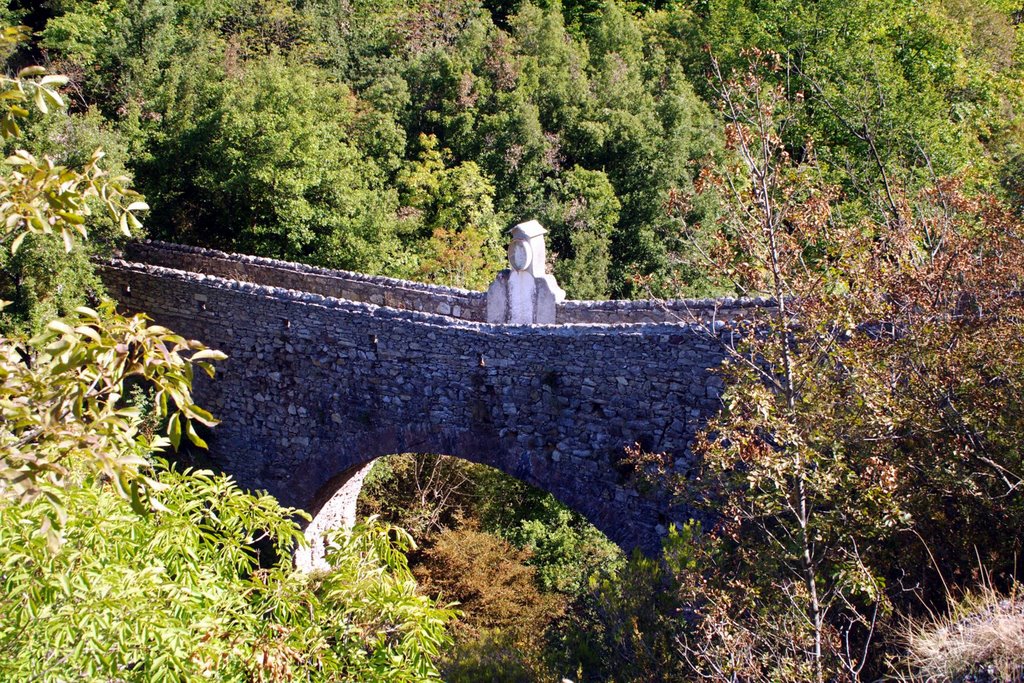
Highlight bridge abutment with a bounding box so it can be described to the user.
[295,462,374,571]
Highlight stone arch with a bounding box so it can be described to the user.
[293,443,638,572]
[287,419,612,570]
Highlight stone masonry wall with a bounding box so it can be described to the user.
[557,297,774,324]
[99,258,738,555]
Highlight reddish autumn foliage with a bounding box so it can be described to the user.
[652,53,1024,682]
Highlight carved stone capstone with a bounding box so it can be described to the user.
[486,220,566,324]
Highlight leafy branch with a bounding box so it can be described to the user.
[0,26,224,548]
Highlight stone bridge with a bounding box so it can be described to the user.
[99,224,772,566]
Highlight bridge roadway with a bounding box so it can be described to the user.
[100,240,770,566]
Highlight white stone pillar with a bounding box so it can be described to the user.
[486,220,565,324]
[294,462,374,572]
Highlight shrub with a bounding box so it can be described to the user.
[414,524,565,681]
[904,585,1024,683]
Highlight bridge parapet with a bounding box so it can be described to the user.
[558,298,773,324]
[120,238,776,327]
[121,241,489,321]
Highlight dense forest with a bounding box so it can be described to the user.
[1,0,1023,680]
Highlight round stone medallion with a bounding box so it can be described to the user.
[508,239,533,271]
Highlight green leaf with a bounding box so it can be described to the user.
[190,349,228,362]
[33,88,47,115]
[55,211,85,225]
[42,88,64,110]
[167,412,182,451]
[46,320,75,336]
[74,306,100,319]
[185,421,208,449]
[10,231,26,253]
[128,480,147,516]
[73,325,101,341]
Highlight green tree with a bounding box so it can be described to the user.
[543,165,619,299]
[0,34,457,680]
[682,0,1023,199]
[144,55,411,275]
[1,106,140,332]
[645,53,1024,682]
[359,452,480,539]
[414,523,565,682]
[0,26,184,536]
[0,474,455,681]
[396,1,723,296]
[398,134,504,289]
[553,523,702,683]
[474,467,622,596]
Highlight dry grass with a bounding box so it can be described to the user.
[904,584,1024,682]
